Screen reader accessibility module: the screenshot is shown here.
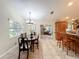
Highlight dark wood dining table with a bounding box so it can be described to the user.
[24,35,39,52]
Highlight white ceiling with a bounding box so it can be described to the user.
[1,0,79,21]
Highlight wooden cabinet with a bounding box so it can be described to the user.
[55,21,68,47]
[55,21,68,33]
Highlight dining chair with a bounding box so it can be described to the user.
[63,34,76,55]
[55,32,63,48]
[34,35,39,49]
[30,33,35,52]
[18,34,31,59]
[33,32,39,49]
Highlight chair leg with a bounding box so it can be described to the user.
[18,50,20,59]
[57,41,61,48]
[30,43,32,52]
[37,40,39,49]
[62,42,65,50]
[32,43,34,52]
[66,41,71,55]
[30,41,34,52]
[37,43,39,49]
[75,42,78,55]
[27,50,29,59]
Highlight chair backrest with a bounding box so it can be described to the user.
[18,34,29,50]
[30,33,33,39]
[56,32,63,41]
[24,33,28,40]
[34,32,36,35]
[18,37,24,49]
[18,34,24,44]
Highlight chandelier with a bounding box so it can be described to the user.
[26,12,34,24]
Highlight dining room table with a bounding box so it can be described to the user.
[24,35,39,52]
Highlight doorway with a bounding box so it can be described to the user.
[40,25,53,35]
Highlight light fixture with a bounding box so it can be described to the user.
[72,19,75,21]
[68,2,73,7]
[66,16,69,19]
[26,12,34,24]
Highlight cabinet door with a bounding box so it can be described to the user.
[55,21,67,33]
[60,22,67,32]
[55,21,67,41]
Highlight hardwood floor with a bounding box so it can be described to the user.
[1,35,79,59]
[41,35,79,59]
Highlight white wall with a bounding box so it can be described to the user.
[33,15,55,35]
[0,0,20,56]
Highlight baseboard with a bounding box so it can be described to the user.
[0,44,17,58]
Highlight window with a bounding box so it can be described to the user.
[9,20,23,38]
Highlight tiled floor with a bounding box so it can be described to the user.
[1,35,79,59]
